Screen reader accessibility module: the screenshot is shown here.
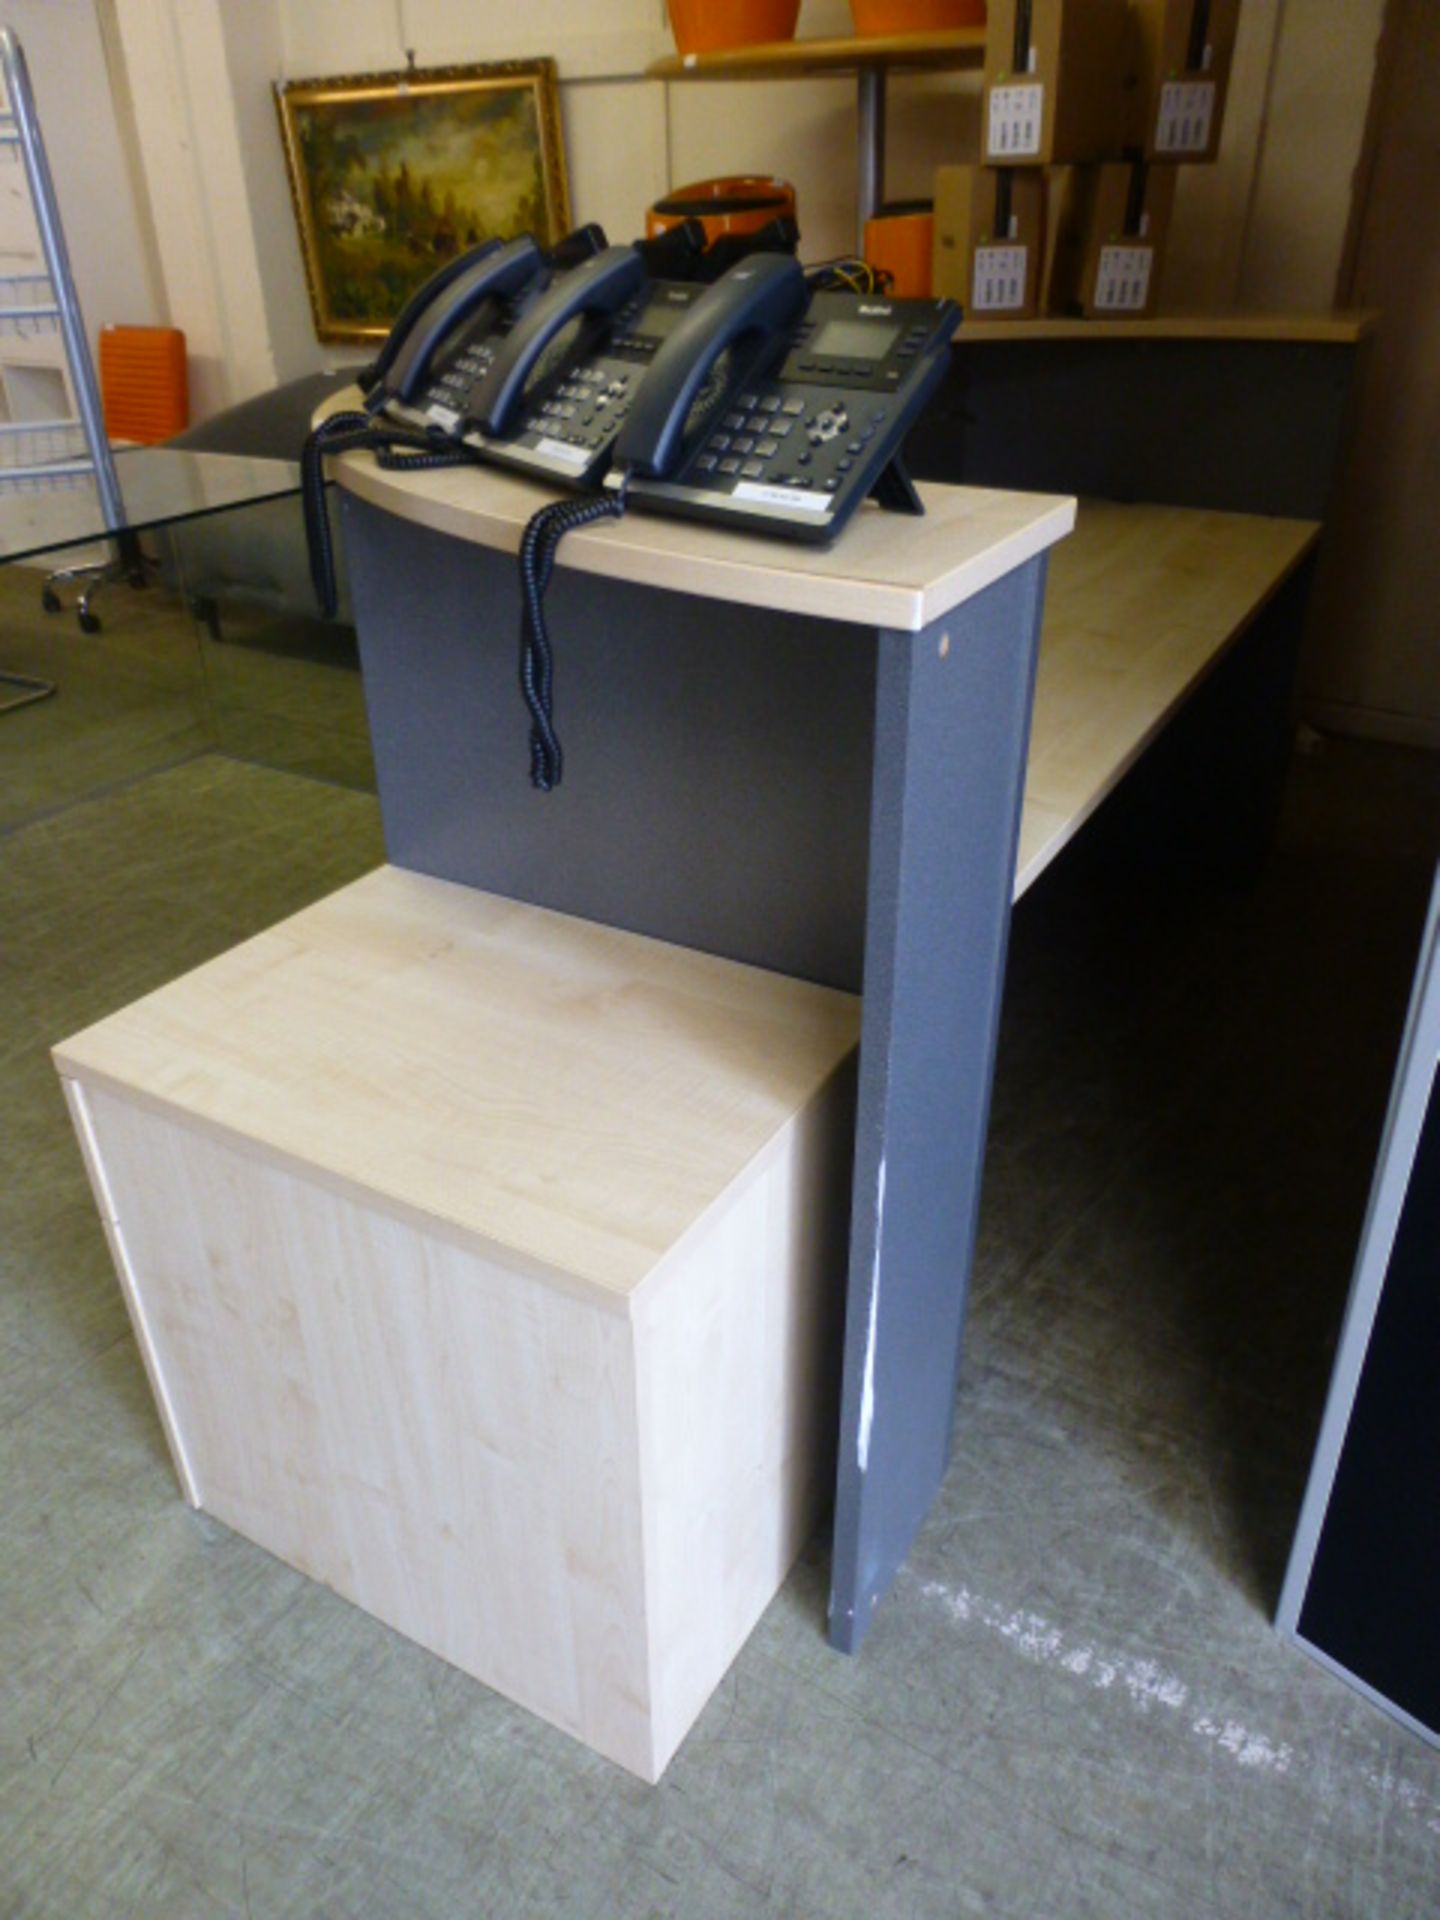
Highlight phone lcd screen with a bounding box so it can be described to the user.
[809,319,900,361]
[636,299,691,341]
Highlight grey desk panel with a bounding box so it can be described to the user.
[830,565,1046,1651]
[344,489,1048,1649]
[908,341,1361,520]
[343,493,876,990]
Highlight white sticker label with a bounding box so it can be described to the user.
[732,482,831,513]
[1156,79,1216,154]
[988,83,1043,158]
[1093,245,1154,313]
[533,436,591,465]
[972,245,1029,313]
[425,402,460,432]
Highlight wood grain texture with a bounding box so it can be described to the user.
[56,883,858,1781]
[54,867,860,1303]
[954,311,1376,344]
[75,1078,658,1776]
[1015,500,1320,895]
[317,392,1075,635]
[635,1059,855,1771]
[647,26,985,80]
[59,1077,202,1508]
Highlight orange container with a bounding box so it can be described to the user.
[99,325,188,444]
[863,205,934,297]
[647,175,796,246]
[851,0,986,30]
[667,0,800,56]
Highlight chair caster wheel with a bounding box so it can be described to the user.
[41,587,61,613]
[78,610,101,635]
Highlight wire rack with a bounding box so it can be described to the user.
[0,269,60,341]
[0,36,121,516]
[0,274,86,492]
[0,415,92,491]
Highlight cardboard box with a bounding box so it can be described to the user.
[983,0,1131,165]
[1125,0,1241,162]
[933,165,1046,319]
[1044,160,1176,317]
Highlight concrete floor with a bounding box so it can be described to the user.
[3,574,1439,1918]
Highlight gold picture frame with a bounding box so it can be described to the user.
[275,59,571,345]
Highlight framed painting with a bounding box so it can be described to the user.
[275,59,571,345]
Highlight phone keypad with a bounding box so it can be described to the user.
[687,388,893,510]
[515,362,639,456]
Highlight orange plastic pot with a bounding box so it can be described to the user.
[647,175,796,246]
[667,1,801,56]
[851,0,986,32]
[863,203,934,297]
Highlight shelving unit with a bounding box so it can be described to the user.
[648,28,986,250]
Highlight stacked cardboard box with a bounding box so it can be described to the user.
[932,0,1242,322]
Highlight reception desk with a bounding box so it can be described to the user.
[329,449,1074,1653]
[53,448,1070,1778]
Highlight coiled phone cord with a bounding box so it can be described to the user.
[302,410,474,618]
[517,476,631,792]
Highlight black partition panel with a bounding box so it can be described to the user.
[1280,870,1440,1745]
[906,339,1362,519]
[1297,1071,1440,1733]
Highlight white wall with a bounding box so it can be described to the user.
[0,2,162,347]
[1238,0,1386,309]
[100,0,1384,415]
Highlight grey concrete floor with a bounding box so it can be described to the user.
[2,590,1439,1917]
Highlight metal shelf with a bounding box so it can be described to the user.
[649,28,986,251]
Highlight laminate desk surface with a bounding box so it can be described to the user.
[54,867,861,1304]
[322,405,1074,635]
[1016,499,1320,896]
[954,311,1376,346]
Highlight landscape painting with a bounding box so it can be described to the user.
[275,61,570,344]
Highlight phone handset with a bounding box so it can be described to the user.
[469,244,648,436]
[614,254,809,479]
[369,234,545,408]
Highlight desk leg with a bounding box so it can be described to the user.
[829,558,1047,1653]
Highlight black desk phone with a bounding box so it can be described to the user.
[363,238,957,544]
[315,229,959,788]
[611,258,958,542]
[364,231,561,429]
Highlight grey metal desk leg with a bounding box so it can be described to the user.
[829,557,1047,1653]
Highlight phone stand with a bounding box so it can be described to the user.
[869,449,924,516]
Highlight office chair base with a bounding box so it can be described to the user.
[42,541,154,635]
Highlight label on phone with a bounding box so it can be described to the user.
[1156,79,1215,154]
[972,246,1029,313]
[533,436,591,465]
[1093,245,1154,313]
[987,83,1043,159]
[732,482,831,513]
[425,402,461,432]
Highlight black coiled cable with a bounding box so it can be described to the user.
[517,478,631,792]
[302,409,474,618]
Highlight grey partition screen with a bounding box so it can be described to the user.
[1278,866,1440,1745]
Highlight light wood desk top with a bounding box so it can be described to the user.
[647,26,985,81]
[323,395,1074,635]
[54,868,860,1306]
[954,312,1376,346]
[1015,500,1320,897]
[322,404,1318,907]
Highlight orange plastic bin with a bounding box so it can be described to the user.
[99,325,188,444]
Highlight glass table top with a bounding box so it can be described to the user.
[0,447,301,565]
